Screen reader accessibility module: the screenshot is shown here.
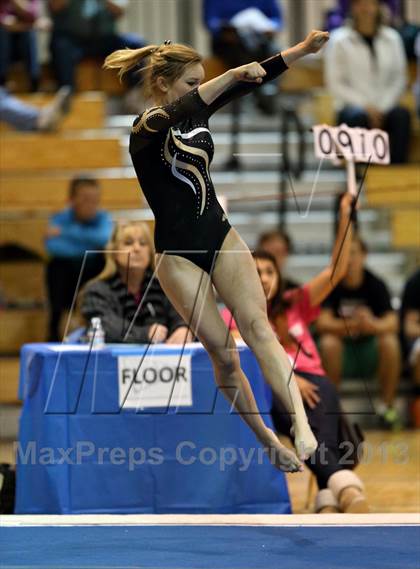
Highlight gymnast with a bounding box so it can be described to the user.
[104,30,329,472]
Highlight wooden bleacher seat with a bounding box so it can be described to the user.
[392,209,420,248]
[0,357,20,404]
[0,261,46,303]
[0,217,48,258]
[0,176,143,211]
[14,92,106,130]
[365,165,420,206]
[280,60,324,93]
[6,60,125,95]
[0,135,122,171]
[0,309,47,354]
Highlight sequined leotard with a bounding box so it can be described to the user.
[129,53,288,274]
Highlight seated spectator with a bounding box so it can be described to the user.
[317,235,401,429]
[223,194,369,513]
[48,0,145,93]
[326,0,400,31]
[45,176,112,341]
[0,85,70,130]
[400,268,420,427]
[256,229,298,289]
[80,220,192,344]
[324,0,411,163]
[203,0,283,114]
[0,0,41,91]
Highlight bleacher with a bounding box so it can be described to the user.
[0,55,419,429]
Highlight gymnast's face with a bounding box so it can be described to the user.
[114,226,151,272]
[160,63,205,103]
[255,258,280,301]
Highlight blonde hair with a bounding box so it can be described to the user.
[103,42,202,99]
[77,220,154,329]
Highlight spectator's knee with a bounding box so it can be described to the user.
[377,332,400,354]
[319,333,343,355]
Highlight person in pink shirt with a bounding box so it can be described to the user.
[222,193,370,514]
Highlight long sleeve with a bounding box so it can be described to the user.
[81,284,151,343]
[130,88,208,152]
[205,52,288,116]
[59,213,113,249]
[376,32,407,112]
[325,39,368,110]
[46,210,112,257]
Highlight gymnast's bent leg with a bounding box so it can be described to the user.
[155,251,303,472]
[211,228,317,460]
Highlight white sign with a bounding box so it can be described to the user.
[313,124,390,164]
[118,354,192,409]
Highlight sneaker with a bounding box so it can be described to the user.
[37,86,72,131]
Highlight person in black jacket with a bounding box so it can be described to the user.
[80,220,192,344]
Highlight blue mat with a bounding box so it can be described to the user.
[1,525,419,568]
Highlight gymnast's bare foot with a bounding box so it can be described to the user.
[261,429,303,472]
[291,421,318,461]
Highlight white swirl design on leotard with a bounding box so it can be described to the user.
[163,127,212,217]
[171,153,197,195]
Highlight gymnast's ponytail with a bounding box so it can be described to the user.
[104,42,202,99]
[103,45,159,80]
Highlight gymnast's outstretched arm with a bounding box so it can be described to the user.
[202,29,329,115]
[130,30,328,150]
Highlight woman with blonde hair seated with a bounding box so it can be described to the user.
[81,220,192,344]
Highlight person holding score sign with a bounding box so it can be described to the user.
[104,30,329,473]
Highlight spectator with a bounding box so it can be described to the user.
[45,176,112,341]
[0,0,41,91]
[48,0,145,90]
[0,85,70,130]
[223,194,370,513]
[325,0,401,31]
[257,229,298,289]
[316,234,401,430]
[324,0,410,163]
[400,268,420,427]
[203,0,283,114]
[80,220,192,344]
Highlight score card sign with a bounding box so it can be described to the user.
[313,124,390,165]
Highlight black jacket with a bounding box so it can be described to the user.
[81,270,186,343]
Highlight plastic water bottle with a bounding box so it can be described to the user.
[87,317,105,349]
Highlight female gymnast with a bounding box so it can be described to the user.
[104,30,329,472]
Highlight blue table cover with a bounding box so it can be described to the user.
[16,343,291,514]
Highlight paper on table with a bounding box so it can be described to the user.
[230,8,277,33]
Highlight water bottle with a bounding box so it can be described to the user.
[87,317,105,349]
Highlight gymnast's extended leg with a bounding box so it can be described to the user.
[212,228,317,460]
[155,251,303,472]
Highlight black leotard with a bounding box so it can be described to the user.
[129,53,288,274]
